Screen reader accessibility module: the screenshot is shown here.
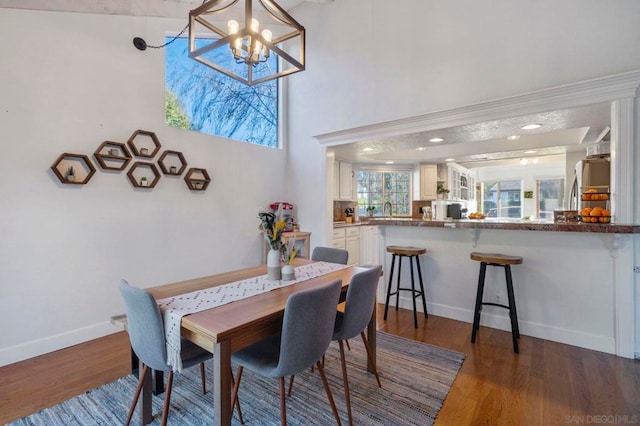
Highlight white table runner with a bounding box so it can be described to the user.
[157,261,350,372]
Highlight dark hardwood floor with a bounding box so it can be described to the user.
[1,306,639,425]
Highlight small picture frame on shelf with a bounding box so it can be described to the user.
[140,148,149,155]
[108,148,119,156]
[170,166,178,174]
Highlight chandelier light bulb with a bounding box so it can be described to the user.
[251,18,260,33]
[262,29,273,42]
[227,20,239,34]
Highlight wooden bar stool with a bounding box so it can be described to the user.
[383,246,428,328]
[470,252,523,353]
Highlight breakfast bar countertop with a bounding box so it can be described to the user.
[362,217,640,234]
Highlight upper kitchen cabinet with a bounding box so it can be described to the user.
[334,160,354,201]
[419,164,438,200]
[439,163,475,201]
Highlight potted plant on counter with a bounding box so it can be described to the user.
[366,205,376,217]
[437,184,450,199]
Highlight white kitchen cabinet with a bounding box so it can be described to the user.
[333,228,346,249]
[332,160,340,200]
[419,164,438,200]
[339,161,354,200]
[345,227,360,265]
[359,225,379,266]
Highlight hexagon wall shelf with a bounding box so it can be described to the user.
[51,153,96,185]
[127,129,161,158]
[158,150,187,176]
[127,161,161,188]
[184,168,211,191]
[94,141,132,171]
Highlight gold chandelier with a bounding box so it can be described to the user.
[188,0,306,86]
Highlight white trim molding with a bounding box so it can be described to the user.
[315,69,640,146]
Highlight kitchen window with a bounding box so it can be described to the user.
[537,177,564,219]
[481,180,522,218]
[357,169,412,217]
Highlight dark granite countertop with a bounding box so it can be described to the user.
[361,218,640,234]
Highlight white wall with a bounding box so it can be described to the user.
[0,9,288,365]
[380,226,617,354]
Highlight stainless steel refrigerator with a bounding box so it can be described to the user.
[569,156,610,210]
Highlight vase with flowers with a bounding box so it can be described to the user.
[281,238,298,281]
[258,205,287,280]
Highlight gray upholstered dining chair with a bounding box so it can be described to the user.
[118,279,243,426]
[230,279,343,426]
[331,265,383,425]
[311,246,349,265]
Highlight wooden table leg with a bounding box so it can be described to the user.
[213,340,232,426]
[139,359,153,425]
[367,301,377,373]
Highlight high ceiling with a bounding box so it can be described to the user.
[1,1,611,169]
[0,0,327,18]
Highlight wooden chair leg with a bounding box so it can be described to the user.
[339,341,353,426]
[316,360,342,426]
[160,371,174,426]
[360,331,382,387]
[125,364,148,426]
[230,367,244,424]
[345,339,351,351]
[231,366,244,424]
[279,377,287,426]
[200,362,207,394]
[287,375,295,397]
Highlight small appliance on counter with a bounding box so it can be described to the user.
[432,200,466,220]
[446,203,462,220]
[270,202,295,231]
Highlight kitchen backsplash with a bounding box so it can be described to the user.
[334,200,357,221]
[412,200,432,219]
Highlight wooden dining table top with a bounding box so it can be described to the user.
[146,259,366,353]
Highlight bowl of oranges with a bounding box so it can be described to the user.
[581,188,610,201]
[468,212,485,219]
[579,207,611,223]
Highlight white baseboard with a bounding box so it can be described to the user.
[0,321,120,367]
[386,297,616,355]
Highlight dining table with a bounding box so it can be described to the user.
[136,258,378,426]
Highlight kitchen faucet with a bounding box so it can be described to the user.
[383,201,393,217]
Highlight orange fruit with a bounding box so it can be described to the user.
[599,217,610,223]
[586,188,598,193]
[581,208,592,216]
[601,194,609,200]
[590,209,602,217]
[601,209,611,216]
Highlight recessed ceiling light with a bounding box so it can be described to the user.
[532,158,539,164]
[507,135,521,141]
[429,137,444,143]
[521,124,542,130]
[445,158,455,162]
[519,158,528,165]
[385,161,394,164]
[362,147,374,152]
[524,150,537,154]
[416,147,427,151]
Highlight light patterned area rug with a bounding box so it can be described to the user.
[10,332,465,425]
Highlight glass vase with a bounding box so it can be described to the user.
[267,248,282,280]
